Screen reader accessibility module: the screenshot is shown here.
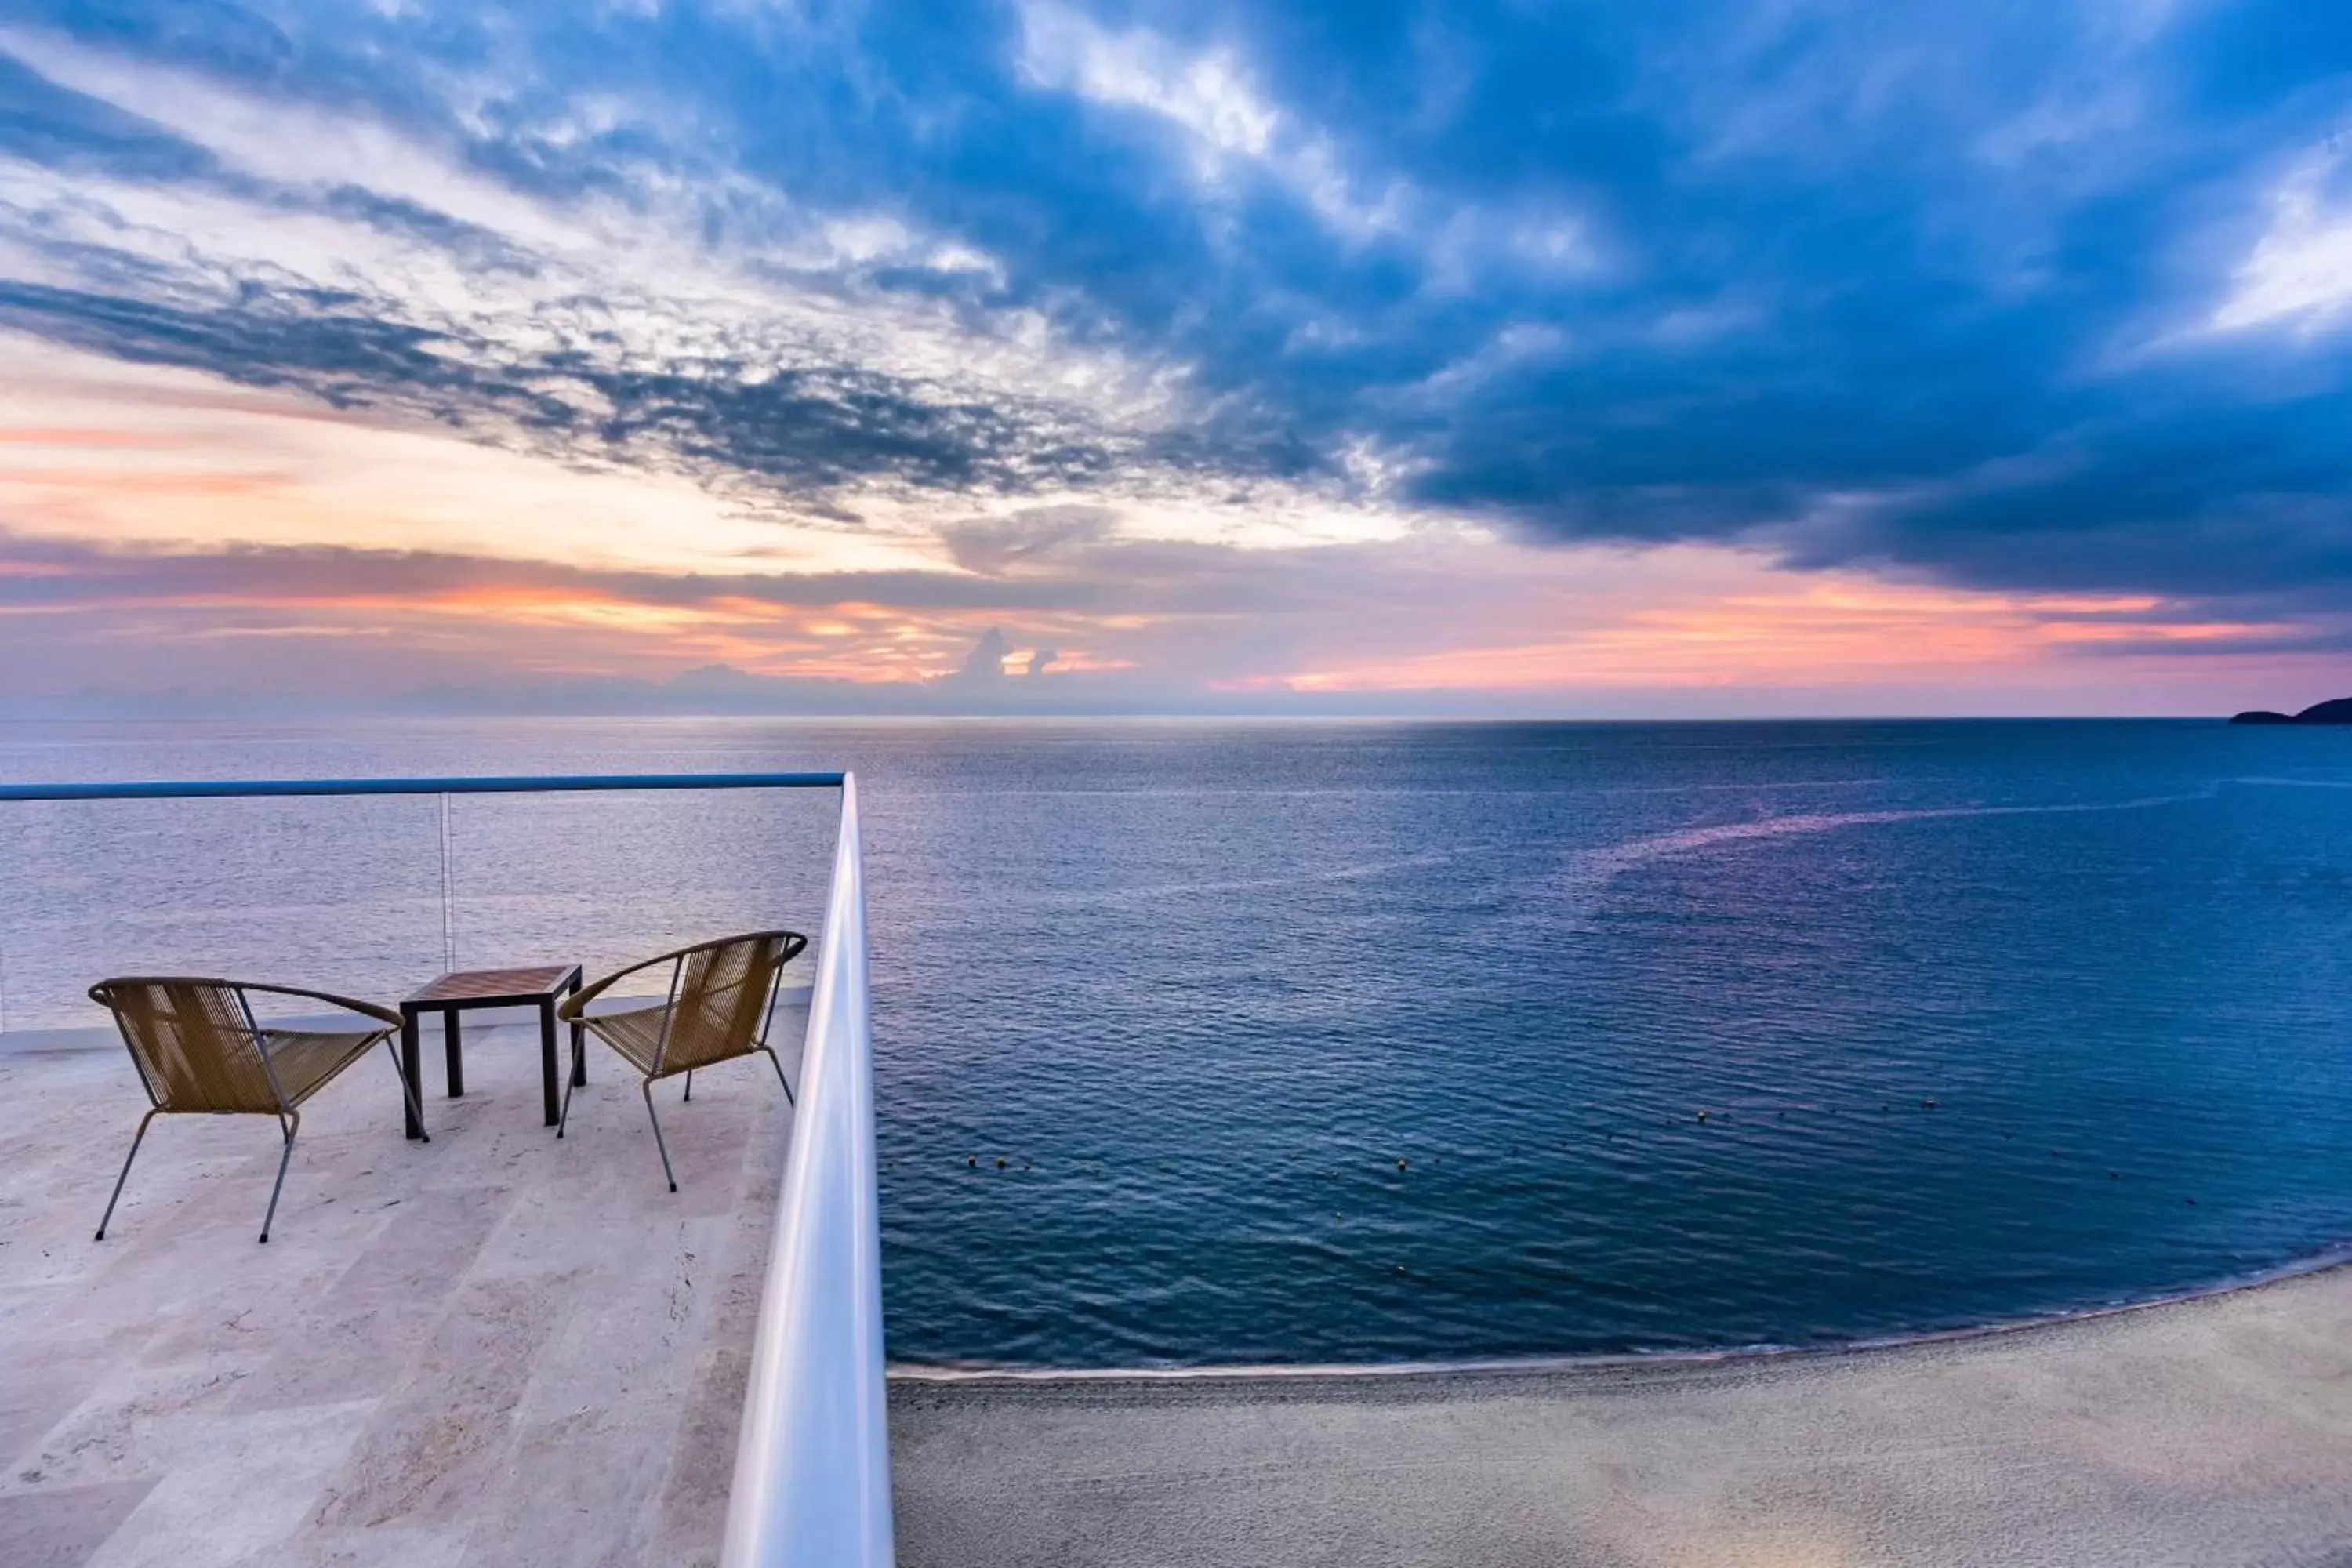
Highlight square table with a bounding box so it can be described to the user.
[400,964,583,1138]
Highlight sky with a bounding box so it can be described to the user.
[2,0,2351,717]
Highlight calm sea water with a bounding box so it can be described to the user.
[5,717,2350,1366]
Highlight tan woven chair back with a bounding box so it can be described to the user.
[93,979,279,1113]
[658,932,796,1073]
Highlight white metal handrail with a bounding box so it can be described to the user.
[722,772,893,1567]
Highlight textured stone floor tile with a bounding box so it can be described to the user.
[0,1478,156,1568]
[463,1155,651,1285]
[643,1344,754,1568]
[459,1427,667,1568]
[310,1272,579,1530]
[641,1123,784,1564]
[131,1240,385,1379]
[511,1214,734,1440]
[7,1350,265,1494]
[82,1399,373,1568]
[0,1344,111,1478]
[0,1290,162,1416]
[256,1522,472,1568]
[0,1283,71,1341]
[230,1185,517,1415]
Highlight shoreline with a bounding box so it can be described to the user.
[889,1241,2352,1384]
[891,1250,2352,1566]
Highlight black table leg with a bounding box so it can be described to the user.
[568,975,586,1087]
[444,1009,463,1097]
[401,1011,426,1140]
[539,998,560,1127]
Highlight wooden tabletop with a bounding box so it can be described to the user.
[404,964,580,1006]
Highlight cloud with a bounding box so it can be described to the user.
[0,528,1105,616]
[938,505,1116,575]
[5,515,2322,717]
[2,0,2352,715]
[0,21,1327,524]
[951,626,1011,682]
[1015,2,1412,241]
[2212,138,2352,334]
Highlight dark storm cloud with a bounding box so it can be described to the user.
[0,273,1163,499]
[6,0,2352,612]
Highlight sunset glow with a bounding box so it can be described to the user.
[2,4,2347,716]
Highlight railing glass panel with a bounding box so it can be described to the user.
[0,775,839,1027]
[0,791,445,1029]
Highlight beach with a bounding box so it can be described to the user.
[891,1261,2352,1566]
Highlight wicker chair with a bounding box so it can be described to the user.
[89,978,422,1243]
[555,930,807,1190]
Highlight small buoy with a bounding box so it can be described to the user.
[1920,1098,1937,1110]
[1695,1111,1708,1123]
[2186,1197,2198,1206]
[2109,1171,2120,1180]
[1396,1264,1407,1273]
[967,1156,976,1167]
[996,1157,1007,1170]
[1396,1158,1408,1171]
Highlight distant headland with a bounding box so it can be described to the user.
[2230,698,2352,725]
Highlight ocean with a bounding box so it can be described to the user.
[4,717,2350,1366]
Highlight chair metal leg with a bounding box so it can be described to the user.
[96,1109,160,1241]
[641,1080,677,1192]
[260,1113,298,1243]
[557,1052,579,1138]
[383,1037,430,1144]
[758,1045,794,1106]
[684,1069,692,1103]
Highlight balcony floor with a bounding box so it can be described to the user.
[0,1011,801,1568]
